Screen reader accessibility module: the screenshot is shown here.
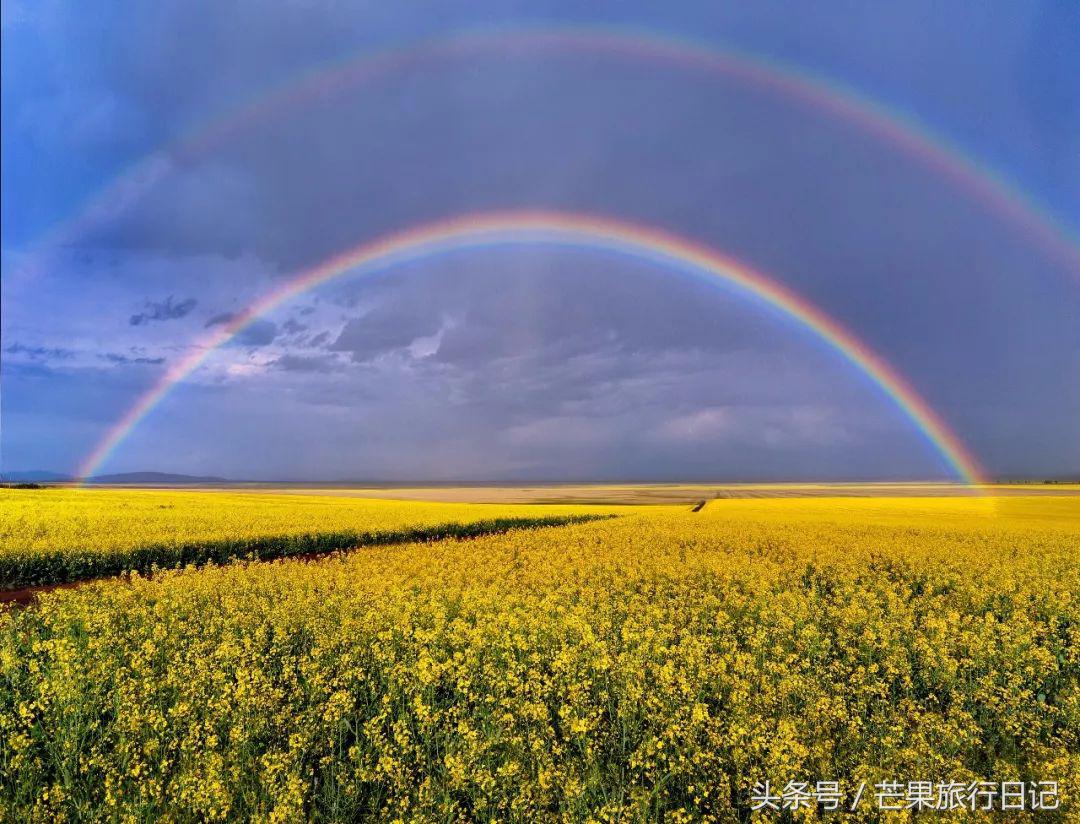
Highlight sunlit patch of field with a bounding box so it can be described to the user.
[2,494,1077,821]
[234,481,1080,505]
[0,488,625,589]
[698,494,1080,531]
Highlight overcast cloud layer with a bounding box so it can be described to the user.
[2,0,1077,480]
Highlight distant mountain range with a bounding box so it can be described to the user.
[2,470,231,485]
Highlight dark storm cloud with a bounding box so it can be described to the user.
[281,318,308,336]
[5,343,75,360]
[270,353,341,373]
[205,311,236,328]
[326,254,781,369]
[329,301,443,363]
[229,319,278,347]
[129,295,197,326]
[100,352,166,366]
[308,258,862,434]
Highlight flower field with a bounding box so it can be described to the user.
[2,494,1079,821]
[0,489,617,588]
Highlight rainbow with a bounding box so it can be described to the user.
[76,212,987,484]
[24,27,1080,281]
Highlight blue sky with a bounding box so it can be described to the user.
[2,0,1077,481]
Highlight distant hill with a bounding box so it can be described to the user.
[2,470,232,485]
[85,472,232,485]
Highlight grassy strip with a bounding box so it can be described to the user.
[0,514,612,590]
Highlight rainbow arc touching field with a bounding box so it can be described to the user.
[77,211,987,485]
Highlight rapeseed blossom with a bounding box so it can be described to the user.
[0,489,615,587]
[1,496,1077,821]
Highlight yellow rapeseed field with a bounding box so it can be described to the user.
[2,494,1079,821]
[0,489,619,588]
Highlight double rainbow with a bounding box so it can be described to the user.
[27,27,1080,282]
[76,212,987,484]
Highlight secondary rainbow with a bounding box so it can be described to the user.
[25,27,1079,282]
[76,212,987,485]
